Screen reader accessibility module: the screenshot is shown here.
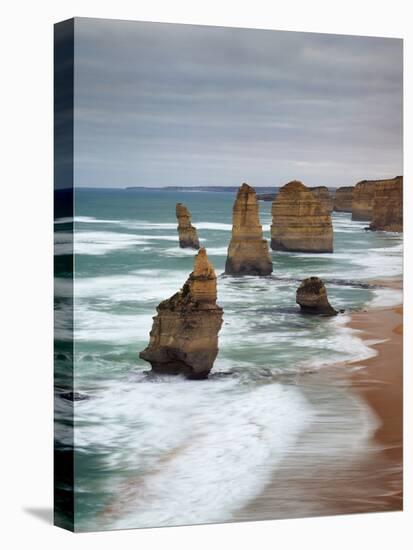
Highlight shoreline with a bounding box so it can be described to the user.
[236,280,403,522]
[348,303,403,505]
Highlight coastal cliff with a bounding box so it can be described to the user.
[352,177,403,222]
[225,183,273,276]
[270,180,333,253]
[369,176,403,232]
[296,277,337,315]
[351,181,377,221]
[139,248,223,379]
[176,203,200,249]
[333,186,354,213]
[310,186,334,214]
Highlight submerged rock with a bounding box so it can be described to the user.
[310,186,334,214]
[333,186,354,213]
[139,248,223,379]
[225,183,273,276]
[369,176,403,232]
[59,391,90,401]
[176,203,200,249]
[271,180,333,253]
[296,277,337,316]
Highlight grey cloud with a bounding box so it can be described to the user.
[72,18,402,188]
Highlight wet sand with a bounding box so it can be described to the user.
[236,295,403,522]
[349,305,403,505]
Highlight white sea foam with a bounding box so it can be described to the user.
[56,216,235,232]
[74,305,152,344]
[196,222,232,231]
[54,217,74,224]
[126,221,232,232]
[163,247,201,257]
[300,314,379,369]
[74,378,313,529]
[122,221,177,230]
[55,231,180,256]
[164,245,227,257]
[285,242,402,280]
[370,287,403,308]
[55,216,123,225]
[74,269,185,303]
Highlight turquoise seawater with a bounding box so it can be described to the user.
[54,188,403,530]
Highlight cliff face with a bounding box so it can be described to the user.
[225,183,273,276]
[176,203,200,249]
[351,181,378,221]
[369,176,403,232]
[333,186,354,213]
[310,186,334,214]
[270,180,333,253]
[296,277,337,316]
[139,248,223,379]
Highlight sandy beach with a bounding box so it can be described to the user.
[349,303,403,506]
[236,282,403,522]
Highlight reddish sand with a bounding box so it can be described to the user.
[348,305,403,506]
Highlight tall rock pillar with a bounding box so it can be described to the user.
[225,183,273,276]
[140,248,223,379]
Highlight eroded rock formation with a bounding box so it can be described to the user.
[225,183,273,276]
[351,180,378,221]
[333,186,354,213]
[296,277,337,316]
[310,186,334,214]
[270,180,333,253]
[369,176,403,232]
[139,248,223,379]
[176,203,200,249]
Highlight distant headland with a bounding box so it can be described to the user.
[125,185,280,193]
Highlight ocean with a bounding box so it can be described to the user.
[54,188,403,531]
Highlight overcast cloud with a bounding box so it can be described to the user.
[73,18,402,188]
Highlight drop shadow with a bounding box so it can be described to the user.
[24,507,53,524]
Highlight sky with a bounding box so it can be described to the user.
[71,18,403,188]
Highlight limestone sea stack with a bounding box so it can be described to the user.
[310,186,334,214]
[176,203,200,249]
[296,277,337,316]
[225,183,273,276]
[369,176,403,232]
[270,180,333,253]
[333,186,354,213]
[139,248,223,379]
[351,180,378,221]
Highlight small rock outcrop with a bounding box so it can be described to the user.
[139,248,223,379]
[369,176,403,232]
[176,203,200,249]
[351,180,378,221]
[225,183,273,276]
[296,277,337,316]
[310,186,334,214]
[333,186,354,212]
[271,180,333,253]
